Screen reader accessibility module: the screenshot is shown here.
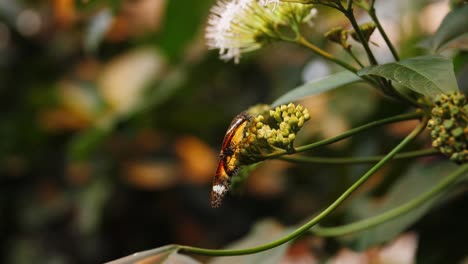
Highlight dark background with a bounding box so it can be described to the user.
[0,0,467,263]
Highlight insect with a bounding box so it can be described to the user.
[211,113,251,208]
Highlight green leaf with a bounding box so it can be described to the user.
[104,245,199,264]
[430,5,468,52]
[341,162,459,251]
[271,71,362,107]
[358,55,459,98]
[209,220,294,264]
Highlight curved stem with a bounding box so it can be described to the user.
[279,148,438,164]
[293,112,422,153]
[296,36,358,73]
[313,163,468,237]
[178,119,427,257]
[368,8,400,61]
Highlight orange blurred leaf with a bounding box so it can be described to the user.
[175,136,217,185]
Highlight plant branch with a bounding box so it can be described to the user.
[279,148,438,164]
[295,36,359,73]
[293,112,422,153]
[337,1,407,103]
[295,36,382,87]
[368,8,400,61]
[345,48,365,68]
[178,119,427,256]
[312,163,468,237]
[340,3,379,66]
[347,0,353,10]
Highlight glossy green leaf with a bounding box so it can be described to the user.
[430,5,468,52]
[341,162,459,251]
[271,71,362,107]
[358,55,459,98]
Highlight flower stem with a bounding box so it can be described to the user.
[178,119,427,256]
[312,163,468,237]
[341,4,379,66]
[295,36,382,88]
[295,36,359,73]
[293,112,422,153]
[368,7,400,61]
[345,48,365,68]
[279,148,438,164]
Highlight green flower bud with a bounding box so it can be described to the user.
[238,103,311,163]
[324,26,350,49]
[443,119,454,129]
[267,137,276,145]
[288,116,299,126]
[350,22,376,43]
[427,92,468,163]
[452,127,464,138]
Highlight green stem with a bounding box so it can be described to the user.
[339,2,406,103]
[279,148,438,164]
[294,36,380,87]
[346,0,353,10]
[178,120,427,257]
[296,36,358,73]
[313,163,468,237]
[293,112,422,153]
[345,48,365,68]
[341,4,379,66]
[368,8,400,61]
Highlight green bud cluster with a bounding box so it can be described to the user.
[325,22,376,50]
[427,92,468,163]
[240,103,310,163]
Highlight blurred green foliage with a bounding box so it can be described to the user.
[0,0,467,263]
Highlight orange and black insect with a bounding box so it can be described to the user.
[211,113,251,208]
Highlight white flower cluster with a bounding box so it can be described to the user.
[205,0,317,63]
